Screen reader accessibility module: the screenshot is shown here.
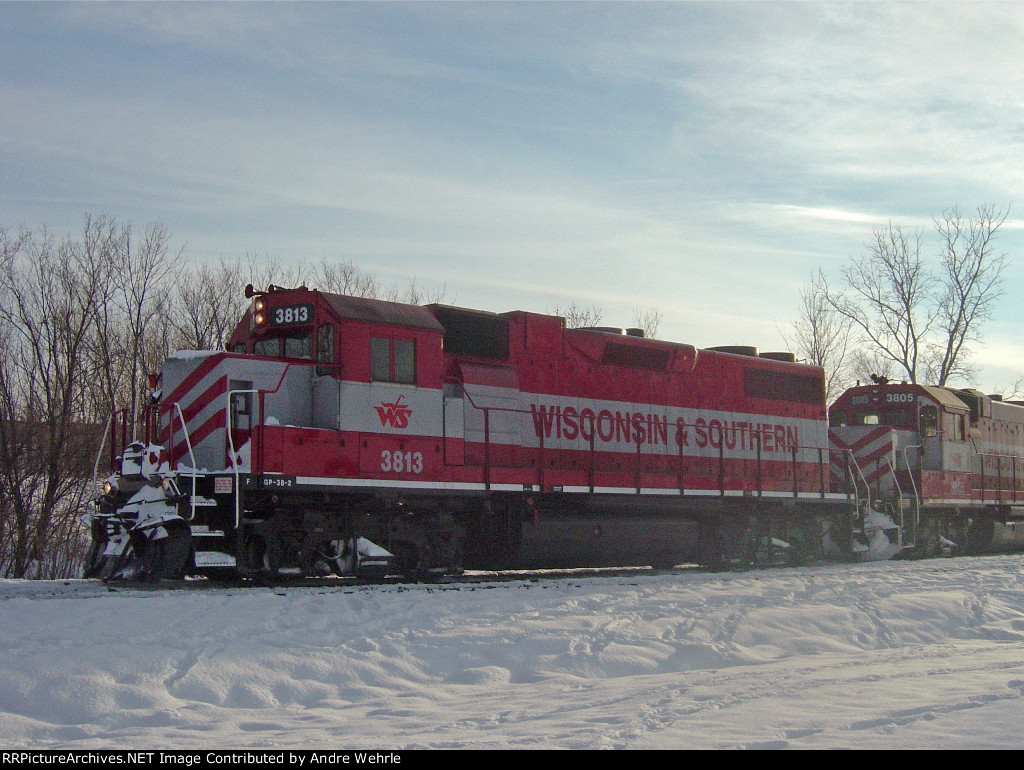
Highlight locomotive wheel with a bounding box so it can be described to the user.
[243,533,273,576]
[113,524,192,581]
[695,518,724,569]
[965,517,995,555]
[786,517,819,566]
[722,516,760,567]
[914,518,943,559]
[391,541,424,580]
[820,513,855,562]
[697,516,758,569]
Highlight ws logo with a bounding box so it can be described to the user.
[374,395,412,429]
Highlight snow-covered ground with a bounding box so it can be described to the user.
[5,555,1024,750]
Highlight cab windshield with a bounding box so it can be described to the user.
[853,409,914,427]
[831,408,915,428]
[252,330,312,359]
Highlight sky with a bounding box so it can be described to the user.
[2,1,1024,390]
[6,555,1024,749]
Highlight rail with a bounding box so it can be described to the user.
[882,457,907,548]
[94,408,132,478]
[838,448,870,515]
[208,365,839,500]
[900,444,923,546]
[171,402,199,521]
[92,412,115,488]
[971,444,1024,505]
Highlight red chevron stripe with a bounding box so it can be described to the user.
[165,353,227,404]
[178,376,228,428]
[854,440,896,467]
[848,427,894,453]
[161,375,227,449]
[829,426,894,453]
[172,407,227,464]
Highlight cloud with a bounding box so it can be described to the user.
[3,2,1024,383]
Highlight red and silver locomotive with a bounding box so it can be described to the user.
[830,380,1024,556]
[83,284,1024,580]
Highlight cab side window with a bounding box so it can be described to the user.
[394,340,415,384]
[284,331,312,359]
[253,338,279,357]
[316,324,335,375]
[371,337,416,385]
[919,405,938,437]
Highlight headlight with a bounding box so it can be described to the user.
[103,481,114,495]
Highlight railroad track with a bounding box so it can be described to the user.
[96,563,705,593]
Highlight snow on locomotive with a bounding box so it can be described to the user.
[830,379,1024,556]
[86,284,967,581]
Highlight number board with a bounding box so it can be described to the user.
[268,304,314,327]
[884,391,916,404]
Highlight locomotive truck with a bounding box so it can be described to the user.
[83,284,1024,581]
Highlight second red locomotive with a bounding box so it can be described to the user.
[830,380,1024,557]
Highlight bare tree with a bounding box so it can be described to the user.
[551,302,604,329]
[549,302,664,337]
[0,222,107,578]
[632,307,663,339]
[927,205,1009,385]
[0,216,189,577]
[847,348,899,388]
[825,207,1010,386]
[74,215,123,421]
[783,270,853,402]
[388,276,452,306]
[242,251,308,293]
[116,221,182,437]
[826,222,935,384]
[313,258,380,298]
[172,257,250,350]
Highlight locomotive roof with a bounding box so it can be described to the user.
[918,385,971,412]
[320,292,443,332]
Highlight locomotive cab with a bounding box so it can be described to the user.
[829,383,973,496]
[228,285,445,382]
[228,285,340,375]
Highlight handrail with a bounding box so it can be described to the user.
[970,438,1024,504]
[92,413,114,488]
[448,376,834,496]
[172,402,199,522]
[841,448,870,515]
[901,444,922,531]
[90,408,140,480]
[882,457,906,548]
